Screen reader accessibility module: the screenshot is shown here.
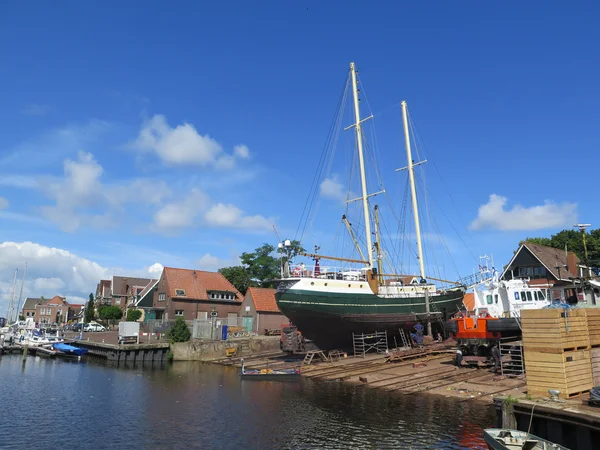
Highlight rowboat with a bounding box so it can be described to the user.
[240,358,300,380]
[483,428,568,450]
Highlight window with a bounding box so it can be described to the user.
[526,291,533,301]
[494,294,499,304]
[175,289,186,297]
[115,298,121,305]
[514,292,520,300]
[539,290,546,300]
[158,293,166,302]
[198,311,208,320]
[533,291,538,301]
[520,292,526,301]
[486,295,493,305]
[175,310,184,317]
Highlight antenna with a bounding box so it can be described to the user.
[574,223,591,232]
[272,224,281,243]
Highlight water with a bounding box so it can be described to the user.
[0,355,495,449]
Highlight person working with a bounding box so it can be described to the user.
[491,344,501,374]
[456,347,463,368]
[413,322,424,345]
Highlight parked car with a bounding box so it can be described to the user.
[72,323,83,332]
[84,323,106,332]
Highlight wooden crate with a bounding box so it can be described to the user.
[585,308,600,347]
[524,348,592,398]
[592,347,600,387]
[521,308,590,353]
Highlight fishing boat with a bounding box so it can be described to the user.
[483,428,568,450]
[52,343,88,360]
[240,359,300,380]
[275,62,465,349]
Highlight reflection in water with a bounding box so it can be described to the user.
[0,357,494,449]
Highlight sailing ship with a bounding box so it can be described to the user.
[275,62,466,349]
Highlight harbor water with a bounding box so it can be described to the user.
[0,355,495,449]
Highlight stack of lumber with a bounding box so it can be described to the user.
[522,308,592,399]
[585,308,600,347]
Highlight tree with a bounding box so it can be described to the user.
[126,309,142,322]
[99,305,123,327]
[84,293,95,323]
[168,317,191,343]
[219,266,256,295]
[240,243,280,287]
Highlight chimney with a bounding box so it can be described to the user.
[567,252,578,278]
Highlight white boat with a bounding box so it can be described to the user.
[484,428,568,450]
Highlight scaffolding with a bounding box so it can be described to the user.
[500,340,524,377]
[353,331,388,358]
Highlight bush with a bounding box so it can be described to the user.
[126,309,142,322]
[168,318,191,343]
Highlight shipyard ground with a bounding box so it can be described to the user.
[213,340,527,404]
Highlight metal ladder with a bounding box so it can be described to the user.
[398,329,412,349]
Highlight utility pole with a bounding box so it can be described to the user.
[574,224,592,277]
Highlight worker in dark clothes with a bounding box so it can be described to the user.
[456,347,463,368]
[491,344,501,374]
[413,322,424,345]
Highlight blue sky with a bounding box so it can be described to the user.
[0,1,599,310]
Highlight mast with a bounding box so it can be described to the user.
[7,268,18,323]
[15,262,28,321]
[401,101,432,337]
[401,101,426,280]
[350,62,374,268]
[373,205,384,284]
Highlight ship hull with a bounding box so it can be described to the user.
[276,278,465,349]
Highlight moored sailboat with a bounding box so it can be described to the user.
[275,62,465,349]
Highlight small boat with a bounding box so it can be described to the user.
[483,428,569,450]
[52,343,88,360]
[240,358,301,380]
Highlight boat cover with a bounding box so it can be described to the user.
[53,343,88,356]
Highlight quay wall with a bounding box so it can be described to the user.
[172,336,280,361]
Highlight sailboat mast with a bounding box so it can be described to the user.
[373,205,384,284]
[350,62,374,268]
[401,101,426,280]
[7,268,18,323]
[15,262,28,321]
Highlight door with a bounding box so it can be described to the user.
[243,316,253,332]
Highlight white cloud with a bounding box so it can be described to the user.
[204,203,273,231]
[22,103,53,116]
[0,241,167,317]
[0,175,37,188]
[234,145,250,159]
[195,253,240,272]
[132,114,250,168]
[40,151,173,232]
[320,176,347,203]
[470,194,578,231]
[0,196,8,209]
[153,189,210,230]
[147,262,164,276]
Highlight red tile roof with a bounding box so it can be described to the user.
[163,267,241,302]
[247,287,280,313]
[43,295,67,306]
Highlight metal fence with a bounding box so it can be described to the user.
[145,317,254,341]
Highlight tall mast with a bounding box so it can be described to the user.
[7,268,18,323]
[373,205,384,284]
[15,262,28,321]
[401,101,426,280]
[350,62,374,268]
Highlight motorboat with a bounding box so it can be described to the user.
[483,428,568,450]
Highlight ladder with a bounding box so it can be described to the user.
[398,329,412,349]
[499,340,524,377]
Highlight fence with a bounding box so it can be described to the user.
[145,317,254,341]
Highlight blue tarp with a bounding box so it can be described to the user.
[53,343,88,356]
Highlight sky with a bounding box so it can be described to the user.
[0,1,599,312]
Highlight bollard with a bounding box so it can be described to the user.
[22,345,27,361]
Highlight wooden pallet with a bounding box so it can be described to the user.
[591,347,600,387]
[524,348,593,399]
[585,308,600,347]
[521,308,590,353]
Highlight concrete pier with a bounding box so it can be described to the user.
[70,340,170,365]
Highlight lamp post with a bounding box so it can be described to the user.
[278,239,292,278]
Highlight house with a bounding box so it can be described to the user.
[96,276,156,311]
[239,287,289,334]
[501,242,600,304]
[22,297,42,320]
[34,296,79,325]
[138,267,242,323]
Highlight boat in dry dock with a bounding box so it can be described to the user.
[275,62,466,349]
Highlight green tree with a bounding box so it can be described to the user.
[126,309,142,322]
[240,243,280,287]
[168,317,191,343]
[218,266,256,295]
[99,305,123,327]
[84,293,95,323]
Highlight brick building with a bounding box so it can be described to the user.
[239,287,289,334]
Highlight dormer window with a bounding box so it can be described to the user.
[175,289,186,297]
